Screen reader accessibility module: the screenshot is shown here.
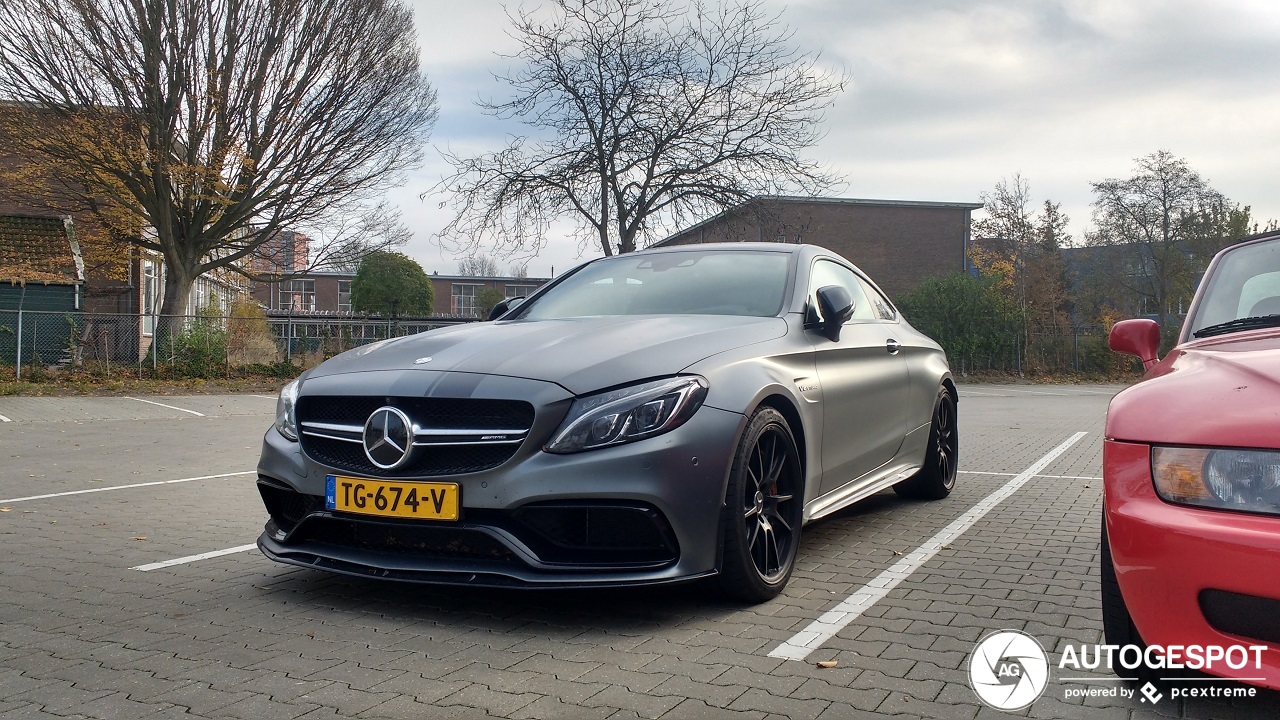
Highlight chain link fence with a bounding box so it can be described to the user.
[1,309,1133,381]
[0,309,469,381]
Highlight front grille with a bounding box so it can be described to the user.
[1200,589,1280,644]
[304,438,522,477]
[297,396,534,477]
[299,396,534,430]
[290,516,517,563]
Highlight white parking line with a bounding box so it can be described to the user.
[959,470,1101,481]
[132,544,258,571]
[124,396,205,416]
[0,414,11,422]
[768,431,1089,662]
[958,392,1009,397]
[0,471,254,504]
[250,394,276,400]
[988,388,1068,396]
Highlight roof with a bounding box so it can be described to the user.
[0,214,85,285]
[261,270,552,283]
[652,195,984,247]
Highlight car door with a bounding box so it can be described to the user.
[807,259,911,495]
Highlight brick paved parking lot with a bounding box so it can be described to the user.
[3,385,1279,719]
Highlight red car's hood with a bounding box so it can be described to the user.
[1107,328,1280,446]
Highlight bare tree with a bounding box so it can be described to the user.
[436,0,844,258]
[508,262,529,279]
[0,0,437,327]
[971,174,1072,372]
[1086,151,1253,335]
[457,254,501,276]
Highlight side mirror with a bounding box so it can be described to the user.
[815,285,854,341]
[1109,319,1160,370]
[487,297,525,321]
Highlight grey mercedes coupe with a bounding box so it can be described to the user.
[257,243,957,602]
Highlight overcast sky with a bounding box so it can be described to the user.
[392,0,1280,278]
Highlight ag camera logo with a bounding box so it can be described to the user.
[969,630,1050,711]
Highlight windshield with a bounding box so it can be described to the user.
[518,250,791,320]
[1185,237,1280,338]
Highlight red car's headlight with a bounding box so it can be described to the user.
[1153,446,1280,515]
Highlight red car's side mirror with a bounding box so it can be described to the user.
[1109,319,1161,370]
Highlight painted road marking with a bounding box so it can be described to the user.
[124,396,206,416]
[986,388,1069,396]
[0,471,254,504]
[0,414,10,422]
[133,544,258,572]
[959,470,1101,481]
[250,395,277,400]
[768,431,1089,662]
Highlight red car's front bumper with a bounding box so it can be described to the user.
[1104,439,1280,690]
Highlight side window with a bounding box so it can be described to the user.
[858,277,897,321]
[808,260,874,322]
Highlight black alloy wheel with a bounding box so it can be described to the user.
[894,386,958,499]
[718,406,803,602]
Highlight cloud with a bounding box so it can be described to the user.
[397,0,1280,272]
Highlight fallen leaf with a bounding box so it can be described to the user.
[132,536,148,541]
[0,507,10,512]
[307,631,316,639]
[815,660,838,668]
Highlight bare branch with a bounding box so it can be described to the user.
[0,0,437,318]
[433,0,845,258]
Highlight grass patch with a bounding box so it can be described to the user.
[0,363,301,397]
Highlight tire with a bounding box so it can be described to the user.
[894,386,957,500]
[717,406,804,603]
[1100,515,1143,648]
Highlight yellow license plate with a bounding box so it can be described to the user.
[325,475,459,521]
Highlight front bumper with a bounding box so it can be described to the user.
[256,377,746,588]
[1104,439,1280,690]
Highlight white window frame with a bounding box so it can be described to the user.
[337,280,353,313]
[452,283,481,316]
[278,279,315,312]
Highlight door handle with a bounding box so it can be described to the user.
[886,339,901,355]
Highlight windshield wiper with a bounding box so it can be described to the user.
[1193,314,1280,339]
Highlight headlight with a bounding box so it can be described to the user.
[545,376,708,453]
[1152,446,1280,515]
[275,378,301,441]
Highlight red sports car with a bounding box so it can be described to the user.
[1104,232,1280,689]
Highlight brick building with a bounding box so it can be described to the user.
[652,196,983,298]
[252,271,551,318]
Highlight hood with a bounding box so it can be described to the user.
[1107,328,1280,447]
[306,315,787,395]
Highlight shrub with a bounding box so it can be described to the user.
[168,304,229,378]
[227,298,280,366]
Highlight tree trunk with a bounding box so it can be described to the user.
[599,178,612,256]
[154,261,197,359]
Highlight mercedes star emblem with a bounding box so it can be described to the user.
[362,406,414,469]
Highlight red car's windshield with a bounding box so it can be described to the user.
[1185,237,1280,339]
